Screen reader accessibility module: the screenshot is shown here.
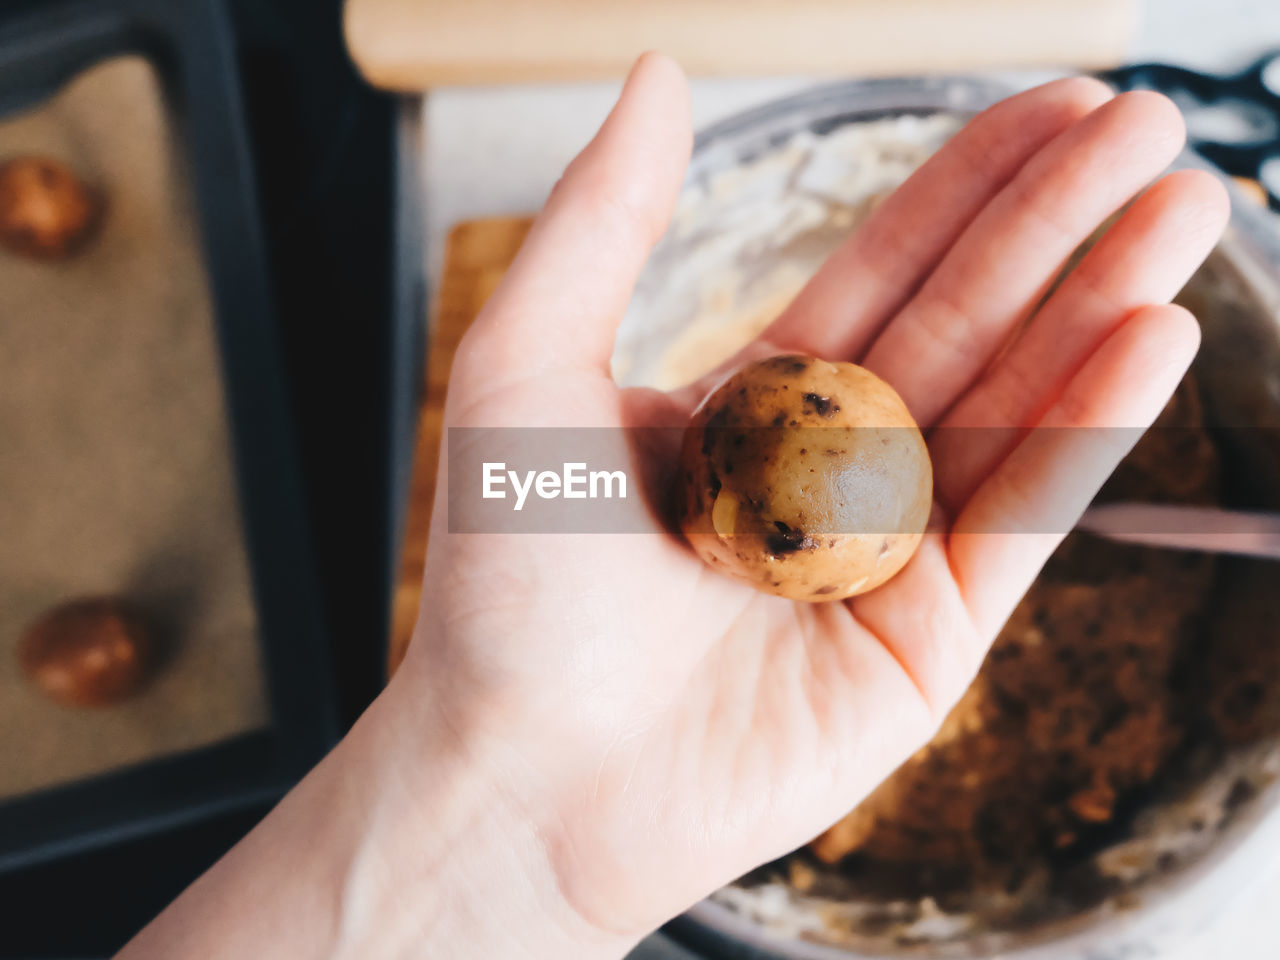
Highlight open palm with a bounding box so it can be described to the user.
[402,54,1229,944]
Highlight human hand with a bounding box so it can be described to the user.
[384,53,1230,957]
[118,53,1229,960]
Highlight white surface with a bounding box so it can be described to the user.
[420,75,816,289]
[1131,0,1280,69]
[416,1,1280,955]
[419,0,1280,288]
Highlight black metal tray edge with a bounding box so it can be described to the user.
[0,0,337,872]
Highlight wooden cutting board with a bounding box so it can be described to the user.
[390,215,534,673]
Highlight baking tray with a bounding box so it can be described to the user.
[0,0,337,871]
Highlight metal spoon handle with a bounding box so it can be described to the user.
[1077,503,1280,560]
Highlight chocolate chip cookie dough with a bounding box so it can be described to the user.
[679,355,931,601]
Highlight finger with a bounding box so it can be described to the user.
[948,302,1200,638]
[847,529,988,721]
[762,77,1114,361]
[661,78,1113,415]
[864,90,1187,428]
[932,169,1228,512]
[464,52,692,376]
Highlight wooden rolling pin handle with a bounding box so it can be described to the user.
[345,0,1137,91]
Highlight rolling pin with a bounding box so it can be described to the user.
[344,0,1137,91]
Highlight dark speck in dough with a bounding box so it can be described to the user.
[764,356,810,375]
[765,521,817,556]
[702,407,729,455]
[802,392,841,417]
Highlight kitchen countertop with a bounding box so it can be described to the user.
[412,1,1280,956]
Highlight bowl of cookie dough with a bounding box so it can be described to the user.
[614,77,1280,959]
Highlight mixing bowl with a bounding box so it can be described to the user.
[614,76,1280,960]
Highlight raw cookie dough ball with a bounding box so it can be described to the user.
[678,355,932,601]
[18,597,153,707]
[0,156,99,259]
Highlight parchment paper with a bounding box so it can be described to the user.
[0,56,269,800]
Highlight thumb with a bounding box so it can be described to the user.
[466,52,692,377]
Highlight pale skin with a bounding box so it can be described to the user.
[119,54,1229,959]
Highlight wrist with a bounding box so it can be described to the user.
[119,667,634,960]
[330,669,636,960]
